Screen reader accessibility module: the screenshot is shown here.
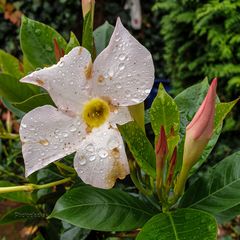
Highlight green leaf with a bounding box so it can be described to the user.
[20,16,67,68]
[50,186,157,231]
[118,121,156,178]
[13,93,55,112]
[128,103,145,131]
[0,205,41,224]
[180,151,240,216]
[82,11,93,55]
[0,73,35,103]
[137,208,217,240]
[65,32,80,54]
[0,50,23,79]
[1,98,25,118]
[215,204,240,224]
[0,181,32,204]
[174,78,209,138]
[93,21,114,56]
[150,83,180,136]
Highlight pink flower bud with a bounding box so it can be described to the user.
[183,78,217,168]
[82,0,95,18]
[156,126,168,159]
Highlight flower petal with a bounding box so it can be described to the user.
[92,18,154,106]
[20,105,86,177]
[20,47,92,114]
[74,124,129,189]
[108,106,132,127]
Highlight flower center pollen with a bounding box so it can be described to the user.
[82,98,110,128]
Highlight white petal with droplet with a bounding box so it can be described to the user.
[92,18,154,106]
[20,47,92,114]
[20,105,87,177]
[74,124,129,189]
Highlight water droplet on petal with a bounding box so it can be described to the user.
[41,152,45,156]
[118,63,125,71]
[59,61,64,67]
[70,126,77,132]
[98,149,108,158]
[63,133,68,138]
[21,123,27,128]
[89,155,96,161]
[145,89,151,94]
[116,83,122,89]
[119,53,126,61]
[86,143,94,152]
[79,158,86,166]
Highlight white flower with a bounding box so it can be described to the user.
[19,18,154,189]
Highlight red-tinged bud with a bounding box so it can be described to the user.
[18,62,24,73]
[53,38,61,62]
[183,78,217,169]
[156,126,168,158]
[166,147,177,187]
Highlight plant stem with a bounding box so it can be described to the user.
[54,161,75,173]
[0,177,71,194]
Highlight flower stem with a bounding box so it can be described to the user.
[0,177,72,194]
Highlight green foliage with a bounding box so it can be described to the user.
[180,151,240,218]
[137,208,217,240]
[118,121,156,178]
[50,186,157,231]
[20,16,67,68]
[93,21,114,56]
[0,205,40,224]
[65,32,80,54]
[153,0,240,101]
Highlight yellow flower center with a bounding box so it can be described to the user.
[82,98,110,128]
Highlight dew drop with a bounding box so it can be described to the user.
[86,143,94,152]
[59,61,64,67]
[119,53,126,61]
[89,155,96,161]
[21,123,27,128]
[118,63,125,71]
[35,29,41,35]
[116,83,122,89]
[63,133,68,138]
[79,158,86,166]
[70,126,77,132]
[145,89,151,94]
[98,149,108,158]
[41,152,45,156]
[108,68,114,77]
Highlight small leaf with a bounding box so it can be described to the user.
[0,181,32,204]
[93,21,114,56]
[0,73,35,103]
[20,16,67,68]
[0,205,41,224]
[150,84,180,136]
[128,103,145,131]
[0,50,23,79]
[180,151,240,216]
[82,11,93,55]
[1,98,25,118]
[50,186,157,231]
[137,208,217,240]
[13,93,55,112]
[65,32,80,54]
[118,121,156,178]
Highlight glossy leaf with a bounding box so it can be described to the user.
[150,83,180,136]
[137,208,217,240]
[128,103,145,131]
[65,32,80,54]
[0,205,41,224]
[215,204,240,224]
[93,21,114,56]
[13,93,55,112]
[82,11,93,55]
[0,50,23,79]
[0,73,35,103]
[0,181,32,204]
[118,121,156,178]
[1,98,25,118]
[50,186,157,231]
[20,16,67,68]
[180,151,240,216]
